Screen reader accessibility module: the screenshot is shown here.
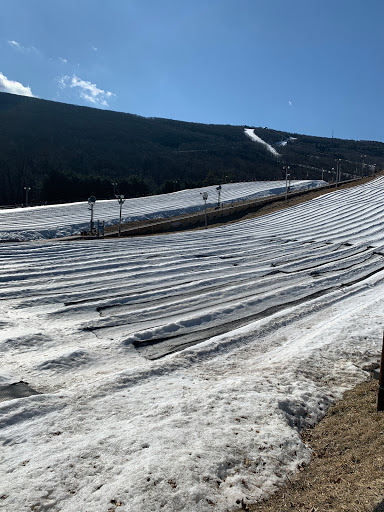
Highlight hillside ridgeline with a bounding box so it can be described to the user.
[1,92,383,205]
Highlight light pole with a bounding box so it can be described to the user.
[112,182,117,197]
[216,185,222,208]
[362,155,366,177]
[116,195,125,238]
[335,159,341,186]
[283,166,290,202]
[88,196,96,234]
[200,191,208,228]
[24,186,31,206]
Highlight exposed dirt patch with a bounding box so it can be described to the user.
[244,377,384,512]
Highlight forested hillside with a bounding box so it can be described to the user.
[1,92,383,205]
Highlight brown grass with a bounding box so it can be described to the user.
[244,377,384,512]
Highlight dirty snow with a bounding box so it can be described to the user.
[1,178,384,511]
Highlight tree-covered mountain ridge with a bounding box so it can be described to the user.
[1,91,383,205]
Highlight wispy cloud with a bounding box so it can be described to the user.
[0,72,35,97]
[91,46,98,52]
[7,40,37,54]
[59,74,115,107]
[288,100,293,107]
[8,40,22,50]
[59,57,68,63]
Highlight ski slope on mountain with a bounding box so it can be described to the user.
[1,177,384,511]
[244,128,281,157]
[0,180,324,240]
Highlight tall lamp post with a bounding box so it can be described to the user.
[116,195,125,238]
[88,196,96,234]
[200,191,208,228]
[283,166,290,202]
[112,182,118,197]
[24,186,31,207]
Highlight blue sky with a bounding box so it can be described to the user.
[1,0,383,142]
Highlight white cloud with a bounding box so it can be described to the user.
[0,72,35,97]
[91,46,98,52]
[59,74,115,107]
[288,100,293,107]
[7,40,37,54]
[59,57,68,63]
[8,40,22,50]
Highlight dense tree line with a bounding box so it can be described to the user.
[0,92,383,205]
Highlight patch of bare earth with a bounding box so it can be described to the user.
[242,377,384,512]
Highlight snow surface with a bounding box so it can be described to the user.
[244,128,281,157]
[276,137,297,147]
[1,178,384,511]
[0,180,324,241]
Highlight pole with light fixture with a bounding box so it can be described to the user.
[200,191,208,228]
[116,195,125,238]
[283,166,290,202]
[88,196,96,234]
[216,185,222,208]
[24,186,31,207]
[335,159,341,187]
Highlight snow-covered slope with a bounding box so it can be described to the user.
[0,180,324,240]
[1,178,383,511]
[244,128,281,157]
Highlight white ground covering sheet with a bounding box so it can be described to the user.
[1,178,384,511]
[0,180,324,241]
